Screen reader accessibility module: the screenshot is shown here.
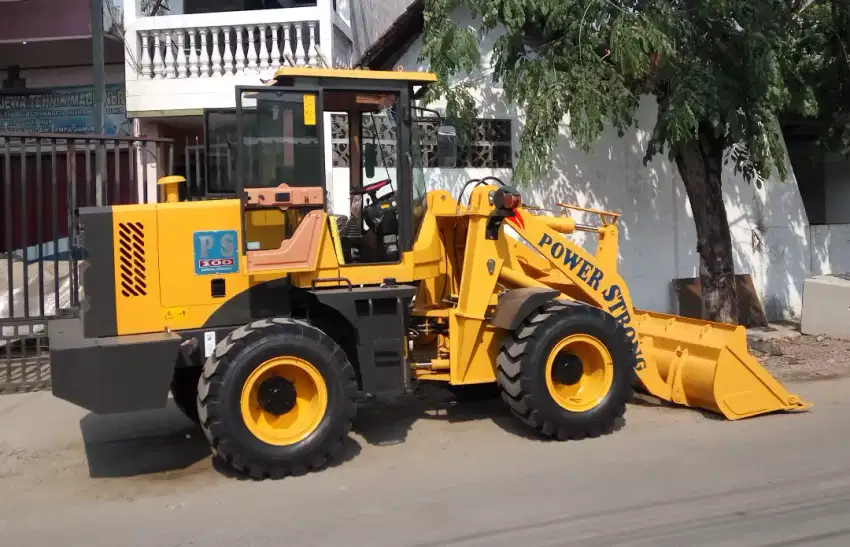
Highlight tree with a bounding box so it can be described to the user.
[786,1,850,155]
[420,0,803,323]
[141,0,171,16]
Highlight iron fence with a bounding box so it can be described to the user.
[0,132,175,394]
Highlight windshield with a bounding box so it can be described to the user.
[239,89,322,189]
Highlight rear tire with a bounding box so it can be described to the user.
[496,300,635,440]
[197,318,358,479]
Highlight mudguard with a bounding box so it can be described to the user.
[490,287,560,331]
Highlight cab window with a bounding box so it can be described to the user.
[240,89,322,189]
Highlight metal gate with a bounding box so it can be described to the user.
[0,132,175,394]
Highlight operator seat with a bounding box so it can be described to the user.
[335,192,365,238]
[335,179,391,236]
[334,179,394,264]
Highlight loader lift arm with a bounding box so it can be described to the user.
[485,185,810,420]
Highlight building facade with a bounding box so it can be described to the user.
[120,0,411,200]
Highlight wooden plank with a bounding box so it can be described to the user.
[672,274,769,327]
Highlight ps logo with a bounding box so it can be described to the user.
[198,233,236,259]
[194,230,239,275]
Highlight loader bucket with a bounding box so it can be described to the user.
[634,310,812,420]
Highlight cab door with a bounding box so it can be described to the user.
[235,86,331,275]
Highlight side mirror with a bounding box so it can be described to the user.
[436,125,457,167]
[364,142,377,178]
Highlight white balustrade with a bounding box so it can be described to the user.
[210,28,222,77]
[234,26,246,75]
[294,23,306,67]
[281,23,294,66]
[136,19,325,80]
[246,26,259,74]
[199,29,210,78]
[307,22,317,68]
[152,32,164,79]
[188,30,199,78]
[164,30,176,78]
[140,31,152,78]
[222,27,234,76]
[176,32,187,78]
[270,24,281,70]
[258,25,269,72]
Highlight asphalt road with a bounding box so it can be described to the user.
[1,377,849,547]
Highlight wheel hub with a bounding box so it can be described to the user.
[544,334,615,413]
[241,356,328,446]
[257,376,298,416]
[551,352,584,386]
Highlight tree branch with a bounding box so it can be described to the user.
[794,0,824,15]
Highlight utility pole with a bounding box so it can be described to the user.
[91,0,105,204]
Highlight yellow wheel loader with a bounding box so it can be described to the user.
[48,68,810,479]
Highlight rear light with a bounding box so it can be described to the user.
[493,186,522,210]
[502,193,521,209]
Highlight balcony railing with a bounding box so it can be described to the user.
[133,9,328,80]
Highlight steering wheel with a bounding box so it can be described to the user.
[345,179,400,262]
[357,182,397,235]
[350,178,392,201]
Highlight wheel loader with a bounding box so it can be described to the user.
[48,67,810,479]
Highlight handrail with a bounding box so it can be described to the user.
[556,202,621,226]
[133,6,319,31]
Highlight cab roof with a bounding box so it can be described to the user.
[272,66,437,85]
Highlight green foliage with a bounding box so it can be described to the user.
[420,0,805,186]
[787,1,850,155]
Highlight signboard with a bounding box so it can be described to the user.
[193,230,239,275]
[0,84,130,135]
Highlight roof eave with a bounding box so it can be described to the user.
[355,0,426,70]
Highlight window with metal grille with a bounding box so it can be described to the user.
[330,114,513,169]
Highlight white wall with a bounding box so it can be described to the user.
[135,118,163,203]
[811,224,850,275]
[14,64,125,88]
[385,9,812,320]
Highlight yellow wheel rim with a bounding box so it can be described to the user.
[240,357,328,446]
[545,334,614,412]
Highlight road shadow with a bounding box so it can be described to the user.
[80,400,364,481]
[211,436,363,481]
[352,384,627,445]
[79,386,632,480]
[353,393,504,446]
[80,400,210,479]
[629,390,727,421]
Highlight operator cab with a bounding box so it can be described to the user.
[233,67,457,273]
[324,88,400,265]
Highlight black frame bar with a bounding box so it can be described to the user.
[202,107,241,198]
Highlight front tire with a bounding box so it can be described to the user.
[496,300,635,440]
[198,318,358,479]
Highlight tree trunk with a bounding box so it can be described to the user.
[674,121,739,324]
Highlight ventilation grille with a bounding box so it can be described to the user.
[118,222,147,297]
